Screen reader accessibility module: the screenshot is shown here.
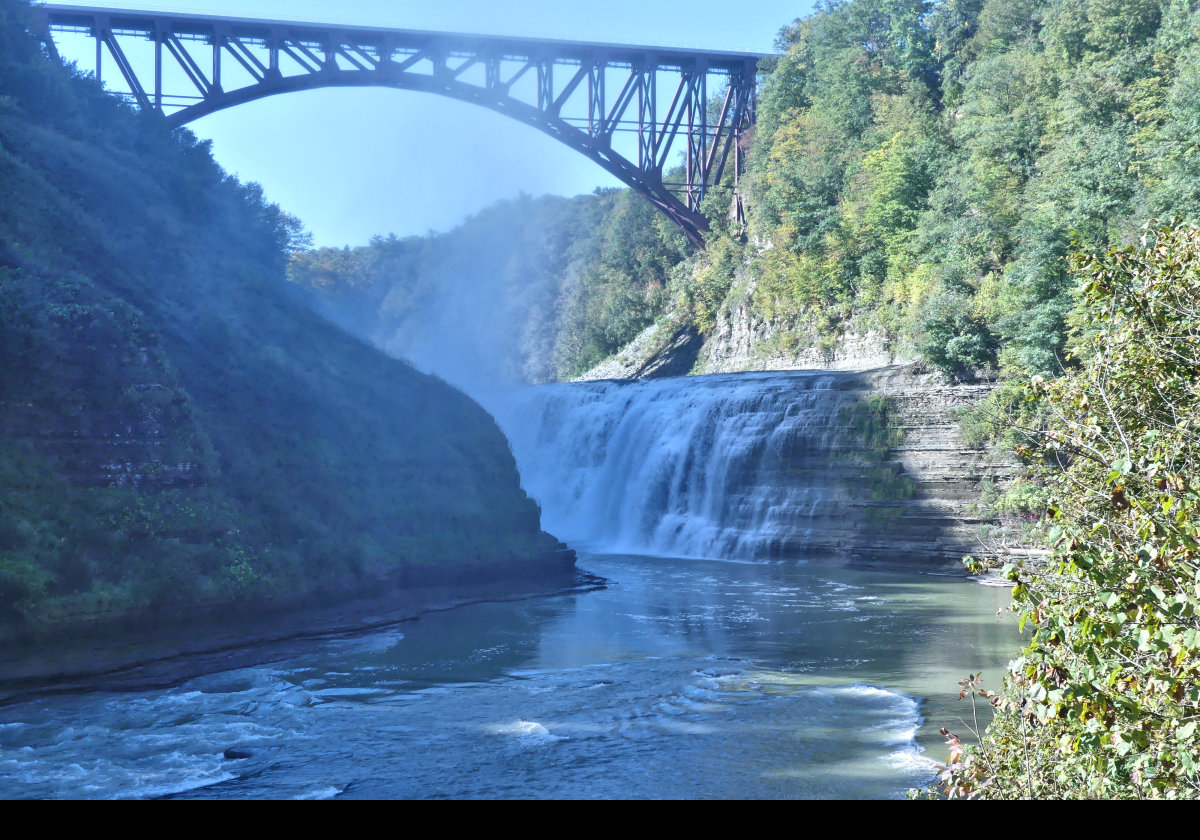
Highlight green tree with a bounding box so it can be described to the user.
[940,224,1200,799]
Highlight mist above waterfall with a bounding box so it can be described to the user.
[285,200,933,567]
[287,189,687,395]
[290,195,566,394]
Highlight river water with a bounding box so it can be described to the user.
[0,552,1014,799]
[0,371,1019,798]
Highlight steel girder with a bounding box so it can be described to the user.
[34,4,763,246]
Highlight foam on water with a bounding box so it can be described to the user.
[486,720,565,745]
[293,786,344,800]
[971,574,1017,588]
[0,669,320,799]
[1,534,1017,798]
[0,647,969,798]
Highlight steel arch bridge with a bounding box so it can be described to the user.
[33,4,764,246]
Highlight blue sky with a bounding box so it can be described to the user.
[45,1,815,245]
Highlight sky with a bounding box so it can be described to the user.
[44,1,816,246]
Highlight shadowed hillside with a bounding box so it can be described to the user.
[0,0,567,640]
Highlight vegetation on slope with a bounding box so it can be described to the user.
[295,0,1200,387]
[937,224,1200,799]
[728,0,1200,378]
[0,0,558,636]
[732,5,1200,794]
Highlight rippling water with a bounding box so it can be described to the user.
[0,552,1016,799]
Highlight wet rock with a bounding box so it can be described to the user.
[563,361,1025,566]
[223,747,253,760]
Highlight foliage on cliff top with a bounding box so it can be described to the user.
[671,0,1200,378]
[937,223,1200,798]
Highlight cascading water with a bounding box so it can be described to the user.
[490,371,863,560]
[1,369,1020,800]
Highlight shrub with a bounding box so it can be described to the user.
[919,292,998,378]
[938,224,1200,799]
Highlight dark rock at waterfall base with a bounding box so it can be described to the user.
[631,325,703,379]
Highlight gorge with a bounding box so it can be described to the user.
[1,363,1020,799]
[0,0,1037,799]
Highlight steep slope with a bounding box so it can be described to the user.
[0,0,566,641]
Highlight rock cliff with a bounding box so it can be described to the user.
[837,365,1021,565]
[578,309,1019,566]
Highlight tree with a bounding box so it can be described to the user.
[940,223,1200,799]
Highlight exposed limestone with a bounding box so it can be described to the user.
[580,304,914,381]
[843,365,1022,565]
[694,364,1019,566]
[578,320,703,381]
[699,302,910,373]
[581,312,1019,566]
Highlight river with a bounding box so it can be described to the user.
[0,371,1019,799]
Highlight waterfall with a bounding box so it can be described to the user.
[489,371,862,561]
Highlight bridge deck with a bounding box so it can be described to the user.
[39,4,766,69]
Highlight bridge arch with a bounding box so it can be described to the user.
[36,5,762,246]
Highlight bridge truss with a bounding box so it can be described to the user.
[33,4,763,245]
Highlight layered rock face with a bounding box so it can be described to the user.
[498,364,1017,568]
[698,302,906,374]
[841,366,1021,565]
[580,300,913,381]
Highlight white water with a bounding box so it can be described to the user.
[0,371,1020,799]
[491,371,858,560]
